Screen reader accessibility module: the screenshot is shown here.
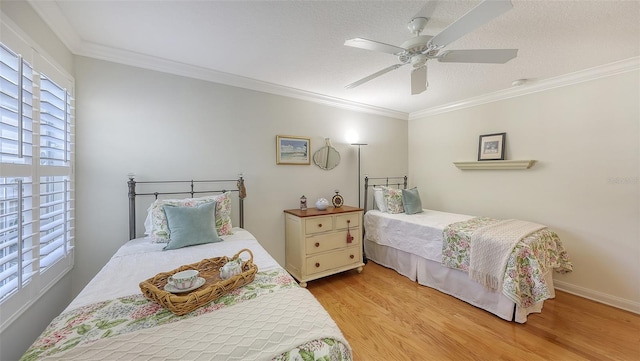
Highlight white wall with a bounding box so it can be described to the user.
[409,71,640,311]
[73,56,408,295]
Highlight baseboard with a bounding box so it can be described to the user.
[554,280,640,315]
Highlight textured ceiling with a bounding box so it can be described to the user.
[27,0,640,118]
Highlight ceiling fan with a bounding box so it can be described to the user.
[344,0,518,95]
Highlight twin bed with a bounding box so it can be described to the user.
[21,177,352,361]
[362,176,572,323]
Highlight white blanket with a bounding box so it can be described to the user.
[364,209,474,262]
[42,288,349,361]
[469,219,545,290]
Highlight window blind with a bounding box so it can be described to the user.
[0,37,74,332]
[0,43,33,165]
[0,178,35,301]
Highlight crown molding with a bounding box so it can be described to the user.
[26,1,408,120]
[409,57,640,120]
[80,41,408,120]
[26,0,83,53]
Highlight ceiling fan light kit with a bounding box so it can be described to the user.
[344,0,518,95]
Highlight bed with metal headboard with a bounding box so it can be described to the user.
[362,175,572,323]
[21,176,352,361]
[363,176,407,213]
[127,176,246,240]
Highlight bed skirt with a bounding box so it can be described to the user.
[364,239,553,323]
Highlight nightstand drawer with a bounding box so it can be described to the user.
[306,247,361,276]
[304,216,333,235]
[336,213,360,229]
[305,230,360,255]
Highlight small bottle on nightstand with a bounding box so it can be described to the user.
[300,195,307,210]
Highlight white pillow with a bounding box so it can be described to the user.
[143,206,153,235]
[373,187,387,212]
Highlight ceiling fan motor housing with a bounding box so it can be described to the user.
[400,35,433,54]
[398,35,433,67]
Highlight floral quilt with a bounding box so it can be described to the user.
[442,217,573,308]
[21,269,351,361]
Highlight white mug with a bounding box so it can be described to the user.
[167,269,199,289]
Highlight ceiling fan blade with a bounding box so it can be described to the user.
[344,38,406,55]
[345,64,405,89]
[411,66,427,95]
[411,1,439,22]
[429,0,513,48]
[438,49,518,63]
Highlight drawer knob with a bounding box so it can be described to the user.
[315,262,320,268]
[350,254,355,259]
[318,223,322,228]
[315,242,320,247]
[347,220,351,224]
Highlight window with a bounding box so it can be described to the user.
[0,40,74,331]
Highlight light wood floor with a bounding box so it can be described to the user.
[307,261,640,361]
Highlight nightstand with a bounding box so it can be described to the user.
[284,205,364,287]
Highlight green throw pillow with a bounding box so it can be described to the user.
[162,202,222,250]
[402,187,423,215]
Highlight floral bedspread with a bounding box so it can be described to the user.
[21,269,351,361]
[442,217,573,308]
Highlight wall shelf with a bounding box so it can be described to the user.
[453,160,536,170]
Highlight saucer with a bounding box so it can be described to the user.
[164,277,206,293]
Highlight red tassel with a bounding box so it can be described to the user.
[346,220,353,243]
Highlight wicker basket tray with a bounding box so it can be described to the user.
[139,248,257,316]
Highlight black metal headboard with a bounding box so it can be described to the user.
[127,176,246,240]
[363,176,407,212]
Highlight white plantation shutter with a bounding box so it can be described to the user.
[0,35,74,332]
[40,75,69,166]
[0,44,33,165]
[39,176,72,270]
[0,178,35,300]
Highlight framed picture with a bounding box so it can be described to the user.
[478,132,506,161]
[276,135,311,165]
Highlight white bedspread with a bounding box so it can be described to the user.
[67,228,280,311]
[364,209,473,262]
[44,288,347,361]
